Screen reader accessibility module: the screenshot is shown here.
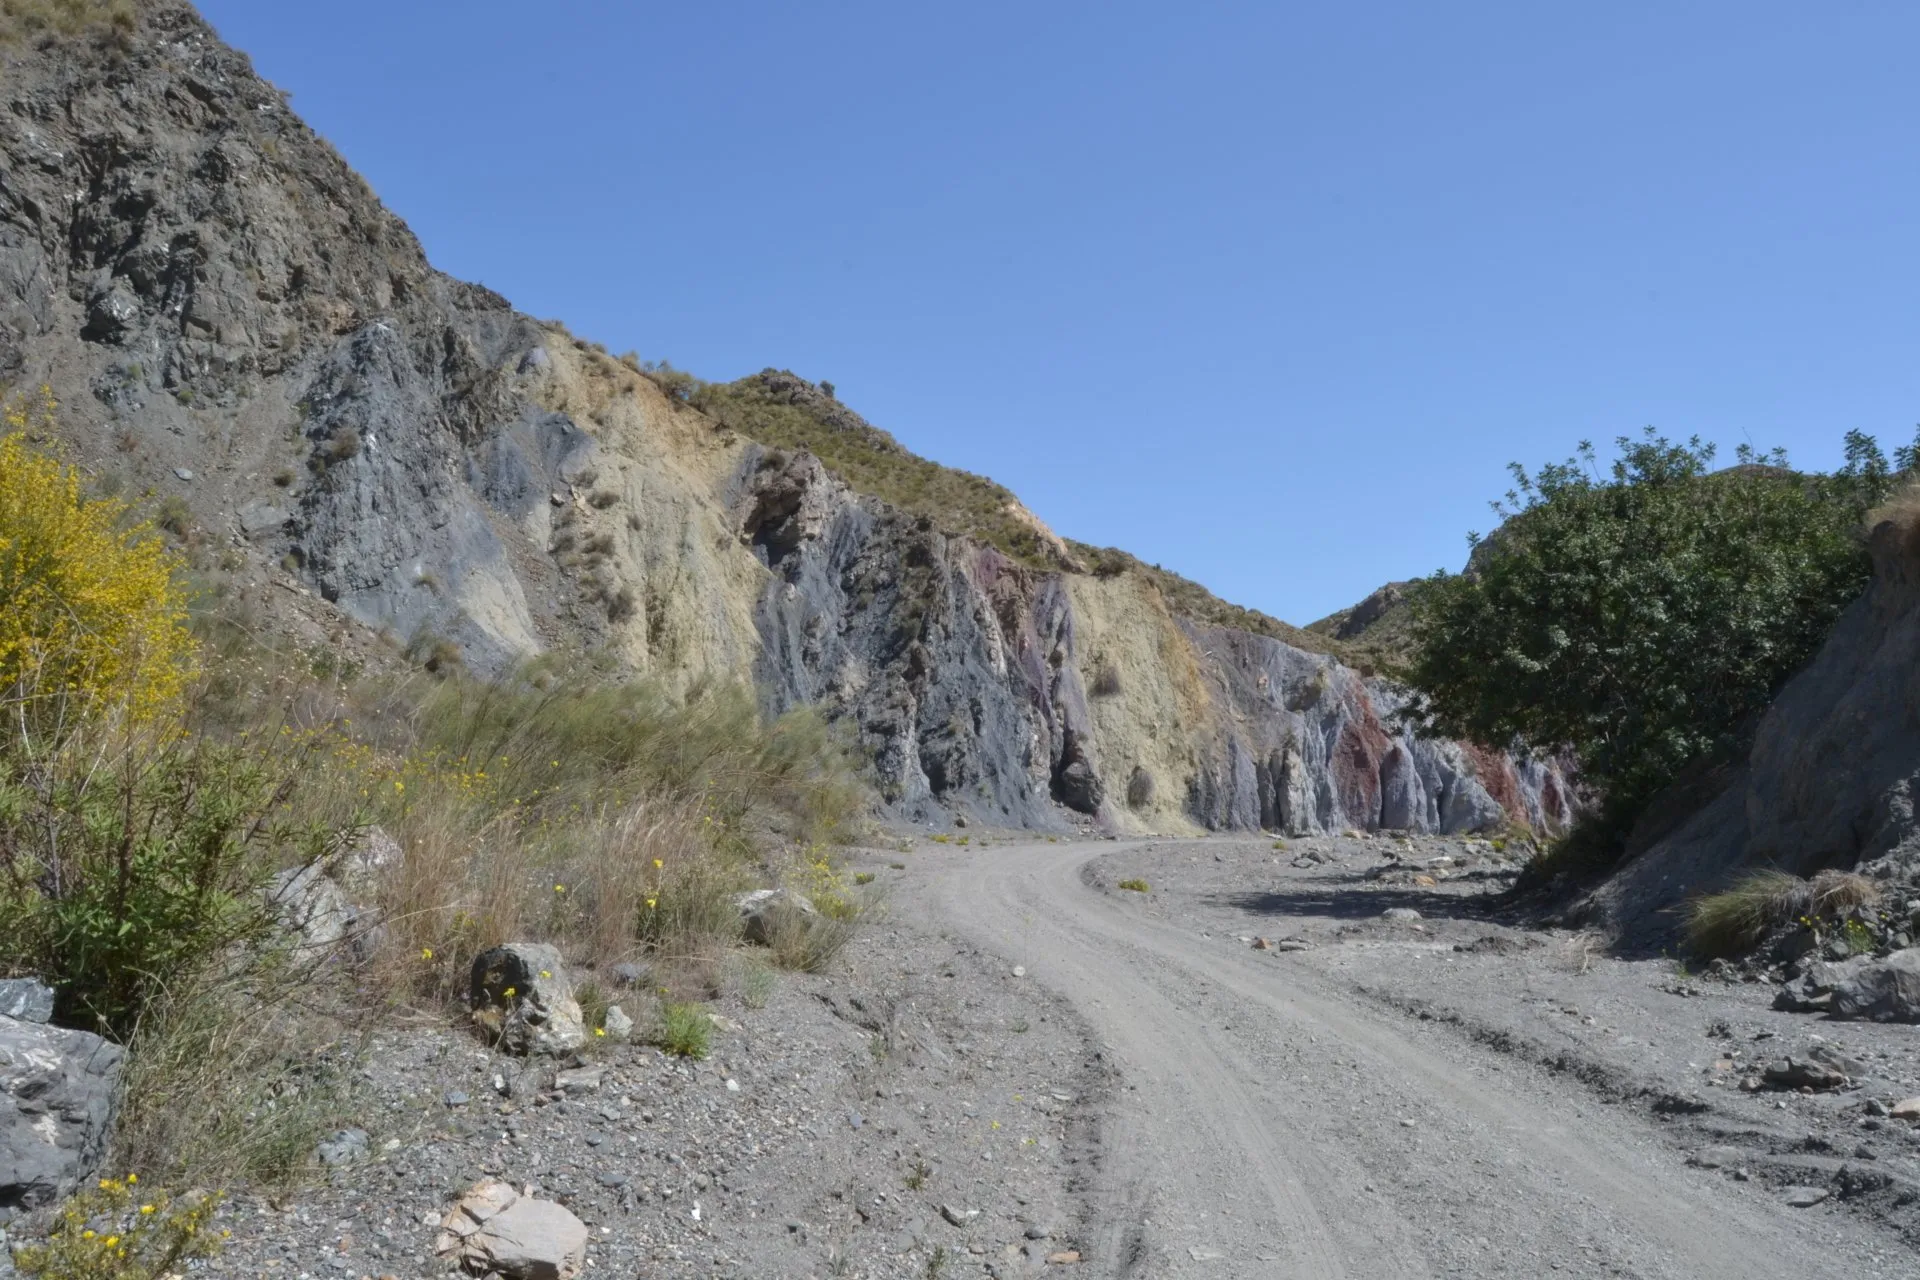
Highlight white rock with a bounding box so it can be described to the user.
[437,1180,588,1280]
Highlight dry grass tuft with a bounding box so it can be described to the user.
[1685,869,1880,958]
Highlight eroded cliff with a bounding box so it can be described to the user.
[0,2,1567,836]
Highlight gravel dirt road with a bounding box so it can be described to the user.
[908,836,1917,1279]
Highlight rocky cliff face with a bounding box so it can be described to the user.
[0,3,1568,836]
[733,450,1571,834]
[1594,512,1920,947]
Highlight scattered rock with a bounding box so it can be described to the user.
[939,1204,978,1227]
[1046,1251,1081,1264]
[443,1089,471,1108]
[1250,937,1273,951]
[1780,1186,1830,1208]
[1889,1098,1920,1122]
[1829,949,1920,1023]
[734,889,818,946]
[0,1016,124,1219]
[555,1066,605,1096]
[469,943,587,1055]
[436,1180,589,1280]
[316,1127,369,1166]
[602,1005,634,1043]
[1762,1058,1848,1091]
[0,980,54,1025]
[1381,908,1422,922]
[609,961,650,988]
[172,466,194,481]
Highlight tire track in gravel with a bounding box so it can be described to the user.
[908,839,1911,1279]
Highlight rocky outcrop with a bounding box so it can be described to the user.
[1595,514,1920,948]
[736,450,1570,834]
[1,4,1569,839]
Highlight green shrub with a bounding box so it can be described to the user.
[657,1002,711,1058]
[0,736,327,1039]
[1408,429,1901,845]
[1118,878,1149,893]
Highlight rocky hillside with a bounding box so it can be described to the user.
[0,1,1569,836]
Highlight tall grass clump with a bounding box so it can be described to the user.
[1685,868,1880,958]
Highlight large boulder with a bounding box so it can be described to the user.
[469,944,586,1055]
[266,864,355,954]
[1829,949,1920,1023]
[435,1179,588,1280]
[0,1016,124,1222]
[734,889,818,947]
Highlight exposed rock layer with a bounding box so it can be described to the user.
[0,5,1567,836]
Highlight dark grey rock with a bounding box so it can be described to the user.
[1830,949,1920,1023]
[0,1016,124,1219]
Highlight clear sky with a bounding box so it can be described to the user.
[195,1,1920,625]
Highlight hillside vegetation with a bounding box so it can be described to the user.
[664,365,1342,657]
[1405,428,1911,857]
[0,408,869,1188]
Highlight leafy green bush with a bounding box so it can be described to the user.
[1407,429,1900,844]
[0,736,327,1039]
[1118,878,1149,893]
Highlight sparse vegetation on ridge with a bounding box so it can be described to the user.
[0,0,134,46]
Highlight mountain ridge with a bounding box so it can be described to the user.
[0,0,1568,836]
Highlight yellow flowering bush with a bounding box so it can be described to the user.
[0,401,195,740]
[12,1175,224,1280]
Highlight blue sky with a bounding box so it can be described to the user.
[197,1,1920,624]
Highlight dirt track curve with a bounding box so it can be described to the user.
[905,839,1911,1279]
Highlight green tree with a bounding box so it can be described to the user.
[1406,428,1896,842]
